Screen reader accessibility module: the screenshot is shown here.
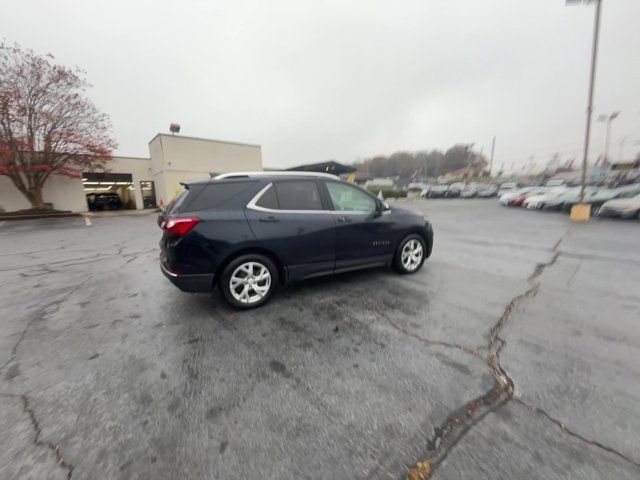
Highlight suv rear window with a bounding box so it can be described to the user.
[170,181,255,213]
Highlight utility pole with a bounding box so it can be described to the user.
[577,0,602,204]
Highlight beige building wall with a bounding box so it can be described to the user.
[149,134,262,205]
[0,174,87,212]
[1,134,262,212]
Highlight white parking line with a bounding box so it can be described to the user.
[84,216,92,226]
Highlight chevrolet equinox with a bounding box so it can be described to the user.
[159,172,433,309]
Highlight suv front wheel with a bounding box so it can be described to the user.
[219,254,278,309]
[394,234,426,274]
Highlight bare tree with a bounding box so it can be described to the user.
[0,42,116,210]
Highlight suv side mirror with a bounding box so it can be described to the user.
[374,200,390,216]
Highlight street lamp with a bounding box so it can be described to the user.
[597,111,620,164]
[566,0,603,220]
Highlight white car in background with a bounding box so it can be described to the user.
[544,179,566,187]
[498,187,536,205]
[597,193,640,219]
[522,188,568,209]
[542,187,595,210]
[498,182,519,195]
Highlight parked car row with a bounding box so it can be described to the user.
[422,182,499,199]
[498,184,640,219]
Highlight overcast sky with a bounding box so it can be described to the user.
[3,0,639,171]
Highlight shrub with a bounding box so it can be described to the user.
[366,187,407,199]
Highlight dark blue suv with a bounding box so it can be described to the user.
[159,172,433,309]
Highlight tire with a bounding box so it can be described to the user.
[393,234,427,274]
[219,254,279,309]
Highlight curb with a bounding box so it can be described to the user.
[83,208,161,218]
[0,212,81,221]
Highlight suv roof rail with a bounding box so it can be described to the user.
[213,171,338,180]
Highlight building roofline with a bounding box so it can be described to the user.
[148,133,261,149]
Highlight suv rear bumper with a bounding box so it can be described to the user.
[160,263,214,293]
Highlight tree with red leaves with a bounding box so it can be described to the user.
[0,42,117,210]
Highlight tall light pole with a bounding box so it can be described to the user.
[597,111,620,164]
[567,0,603,208]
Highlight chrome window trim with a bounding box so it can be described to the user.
[246,182,392,215]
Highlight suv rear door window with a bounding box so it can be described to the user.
[274,181,323,210]
[255,184,279,209]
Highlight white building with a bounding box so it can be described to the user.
[0,133,262,212]
[364,178,394,188]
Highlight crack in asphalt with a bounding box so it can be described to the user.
[383,316,483,360]
[405,226,640,477]
[20,393,75,479]
[1,393,74,479]
[0,277,92,372]
[513,398,640,469]
[558,250,640,267]
[402,229,588,478]
[0,278,90,479]
[0,248,156,273]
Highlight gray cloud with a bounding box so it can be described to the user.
[2,0,639,171]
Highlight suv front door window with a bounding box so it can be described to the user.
[326,181,377,212]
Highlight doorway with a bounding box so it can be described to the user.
[83,172,136,211]
[140,181,157,208]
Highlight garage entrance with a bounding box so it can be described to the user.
[83,172,136,211]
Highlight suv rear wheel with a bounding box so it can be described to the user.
[394,234,426,274]
[219,254,278,309]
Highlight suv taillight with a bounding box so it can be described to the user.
[162,217,201,236]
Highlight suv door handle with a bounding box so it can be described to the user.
[259,215,279,223]
[337,216,352,223]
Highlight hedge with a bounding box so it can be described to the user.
[366,187,408,199]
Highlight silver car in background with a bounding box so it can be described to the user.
[598,193,640,219]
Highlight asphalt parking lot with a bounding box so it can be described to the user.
[1,200,639,480]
